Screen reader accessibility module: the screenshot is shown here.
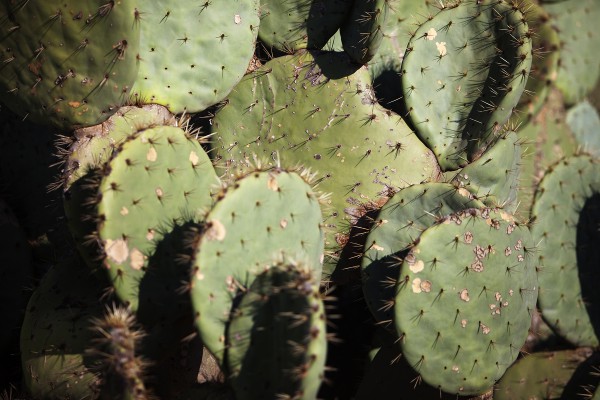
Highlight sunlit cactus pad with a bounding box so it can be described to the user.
[394,208,538,395]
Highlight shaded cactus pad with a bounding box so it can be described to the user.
[531,154,600,347]
[227,261,326,400]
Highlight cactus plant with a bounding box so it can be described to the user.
[531,154,600,347]
[0,0,140,129]
[189,168,325,364]
[399,0,532,170]
[393,208,538,395]
[2,0,600,398]
[210,49,441,275]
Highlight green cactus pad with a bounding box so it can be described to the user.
[394,208,538,395]
[340,0,386,64]
[400,0,532,170]
[20,256,105,400]
[449,131,521,212]
[361,182,484,327]
[531,154,600,347]
[258,0,352,52]
[494,349,593,400]
[0,0,140,129]
[190,169,325,363]
[130,0,260,114]
[545,0,600,104]
[210,50,441,274]
[566,100,600,158]
[227,261,326,400]
[95,126,218,311]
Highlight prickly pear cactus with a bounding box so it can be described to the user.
[394,208,538,395]
[400,0,532,170]
[130,0,260,114]
[531,154,600,347]
[227,261,327,400]
[189,169,325,363]
[0,0,140,129]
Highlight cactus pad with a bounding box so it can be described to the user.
[400,0,532,170]
[93,126,218,311]
[130,0,260,114]
[531,154,600,347]
[394,208,538,395]
[0,0,139,129]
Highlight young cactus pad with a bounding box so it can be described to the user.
[361,182,484,327]
[95,126,218,311]
[400,0,532,170]
[227,261,327,400]
[190,169,325,363]
[531,154,600,347]
[394,208,538,395]
[130,0,260,114]
[0,0,140,129]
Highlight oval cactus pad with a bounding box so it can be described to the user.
[394,209,538,395]
[531,154,600,347]
[97,126,218,310]
[190,169,325,362]
[0,0,140,129]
